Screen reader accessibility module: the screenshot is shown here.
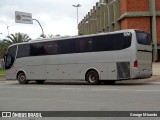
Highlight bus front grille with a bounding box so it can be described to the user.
[117,62,130,79]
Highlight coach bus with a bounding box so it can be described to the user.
[4,29,152,85]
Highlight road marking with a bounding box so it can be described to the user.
[136,90,160,92]
[92,89,119,91]
[61,88,82,90]
[60,88,119,91]
[0,86,49,90]
[30,87,49,90]
[0,86,23,89]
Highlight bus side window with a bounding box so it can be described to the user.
[79,38,92,52]
[79,40,86,52]
[17,44,30,58]
[52,43,58,54]
[58,40,76,54]
[44,42,58,55]
[30,43,44,56]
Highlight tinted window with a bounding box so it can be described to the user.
[30,43,44,56]
[5,54,14,69]
[14,33,132,57]
[92,33,131,51]
[136,31,151,45]
[43,41,58,55]
[17,44,30,58]
[59,39,77,54]
[78,38,93,52]
[7,45,17,59]
[5,45,17,69]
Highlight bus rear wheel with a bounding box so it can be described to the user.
[86,70,100,85]
[18,72,28,84]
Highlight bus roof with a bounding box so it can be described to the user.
[7,29,146,47]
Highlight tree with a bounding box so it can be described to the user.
[48,34,54,38]
[0,42,9,58]
[0,40,2,47]
[3,32,31,45]
[38,34,61,39]
[39,34,46,39]
[0,33,31,58]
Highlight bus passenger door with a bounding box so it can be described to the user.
[107,63,117,80]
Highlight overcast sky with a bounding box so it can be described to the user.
[0,0,99,40]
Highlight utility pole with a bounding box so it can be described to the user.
[72,4,82,28]
[7,26,10,36]
[32,19,45,38]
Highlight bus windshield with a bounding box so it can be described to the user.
[5,45,17,69]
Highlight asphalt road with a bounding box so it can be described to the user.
[0,78,160,120]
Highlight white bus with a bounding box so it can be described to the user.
[4,29,152,85]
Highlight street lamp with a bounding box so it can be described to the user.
[7,26,9,36]
[100,0,117,5]
[72,4,82,28]
[32,19,45,38]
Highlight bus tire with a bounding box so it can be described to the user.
[18,72,28,84]
[86,70,100,85]
[36,80,45,84]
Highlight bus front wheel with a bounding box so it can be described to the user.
[18,72,28,84]
[86,70,100,85]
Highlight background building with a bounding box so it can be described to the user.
[78,0,160,61]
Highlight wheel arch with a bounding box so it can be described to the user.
[16,70,26,80]
[85,68,100,81]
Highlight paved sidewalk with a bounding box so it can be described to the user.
[0,76,4,81]
[153,63,160,76]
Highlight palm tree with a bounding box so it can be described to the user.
[0,33,31,58]
[0,40,2,47]
[4,32,31,45]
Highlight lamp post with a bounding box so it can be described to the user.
[32,19,45,38]
[7,26,9,36]
[72,4,82,28]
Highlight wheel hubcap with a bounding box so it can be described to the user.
[89,74,96,83]
[20,75,25,81]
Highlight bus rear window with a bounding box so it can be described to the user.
[136,31,151,45]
